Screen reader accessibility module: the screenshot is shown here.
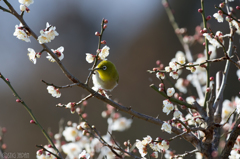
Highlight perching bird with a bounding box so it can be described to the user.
[92,60,119,91]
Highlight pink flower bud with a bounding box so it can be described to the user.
[103,24,107,29]
[30,120,35,124]
[236,6,240,10]
[5,78,9,82]
[16,99,21,103]
[82,113,87,119]
[178,96,183,101]
[104,19,108,24]
[159,83,164,88]
[101,40,107,44]
[1,144,7,150]
[198,9,203,13]
[219,3,224,8]
[209,77,214,81]
[26,7,30,13]
[206,15,212,21]
[206,87,211,92]
[95,32,100,36]
[48,144,52,148]
[2,127,7,133]
[218,10,223,15]
[203,42,206,46]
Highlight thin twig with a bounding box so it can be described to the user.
[85,18,106,85]
[174,149,199,158]
[0,73,62,159]
[41,80,79,89]
[36,145,60,159]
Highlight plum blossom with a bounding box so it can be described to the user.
[99,45,110,60]
[13,23,30,42]
[161,122,172,134]
[38,22,59,44]
[85,53,95,63]
[47,86,61,98]
[46,46,64,62]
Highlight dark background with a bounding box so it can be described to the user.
[0,0,240,158]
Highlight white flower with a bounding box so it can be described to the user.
[13,23,30,42]
[27,48,37,64]
[236,69,240,79]
[161,122,172,134]
[195,152,203,159]
[161,140,169,150]
[47,86,61,98]
[151,152,158,158]
[163,100,174,115]
[229,149,240,159]
[175,78,187,94]
[213,12,223,23]
[204,45,217,59]
[166,87,175,97]
[177,56,186,64]
[79,150,90,159]
[20,4,26,11]
[36,145,56,159]
[46,46,64,62]
[231,20,240,34]
[186,96,195,104]
[165,66,171,72]
[149,142,160,152]
[85,53,95,63]
[109,117,132,131]
[156,72,165,79]
[19,0,34,7]
[163,104,174,115]
[143,135,152,144]
[186,113,195,125]
[203,33,222,48]
[175,51,185,59]
[169,61,178,71]
[173,110,182,118]
[169,71,179,79]
[62,126,79,142]
[185,63,196,73]
[99,45,110,60]
[136,140,147,157]
[38,22,59,44]
[62,143,82,159]
[222,99,235,123]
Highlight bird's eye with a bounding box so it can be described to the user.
[102,66,107,70]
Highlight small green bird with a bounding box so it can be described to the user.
[92,60,119,91]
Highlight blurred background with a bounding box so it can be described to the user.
[0,0,240,158]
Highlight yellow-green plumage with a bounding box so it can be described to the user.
[92,60,119,91]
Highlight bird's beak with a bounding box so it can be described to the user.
[89,67,102,71]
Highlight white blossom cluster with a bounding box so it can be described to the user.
[85,45,110,63]
[135,135,169,158]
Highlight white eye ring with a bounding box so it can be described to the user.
[102,66,107,70]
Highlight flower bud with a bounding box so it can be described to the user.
[103,24,107,29]
[30,120,35,124]
[95,32,100,36]
[104,19,108,24]
[20,5,26,11]
[198,8,203,13]
[219,3,225,8]
[206,15,212,21]
[101,40,107,44]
